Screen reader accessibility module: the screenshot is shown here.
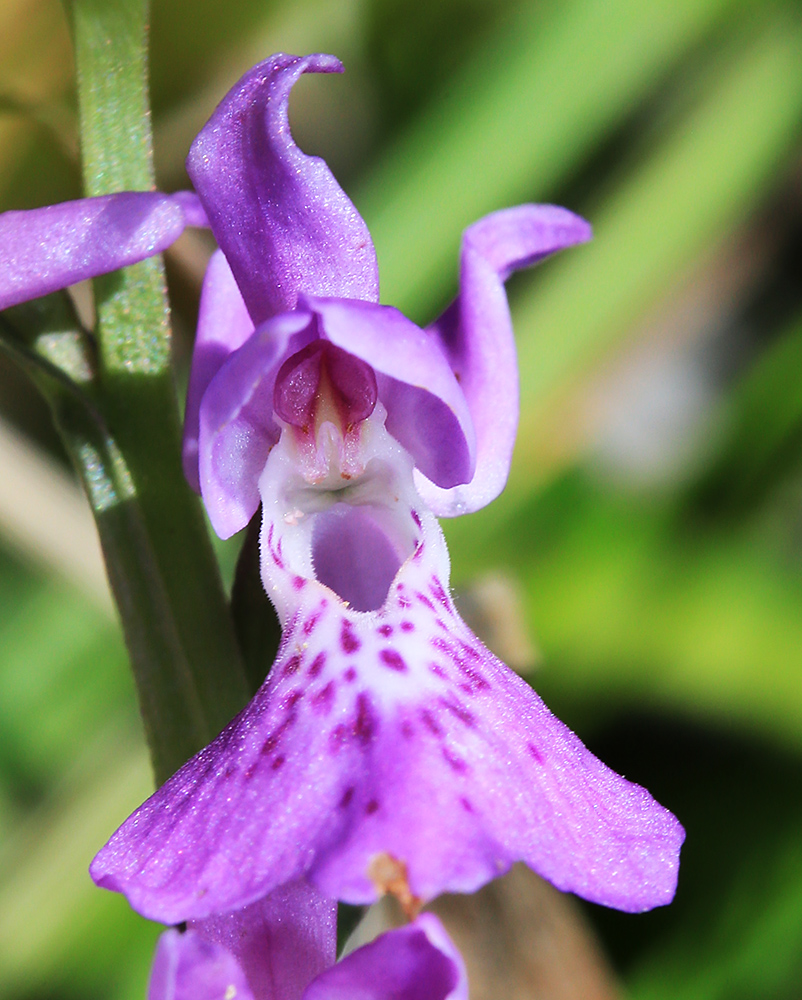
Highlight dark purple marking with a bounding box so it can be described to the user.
[365,799,380,815]
[429,662,448,680]
[411,510,422,528]
[400,719,414,739]
[460,796,474,813]
[442,747,468,773]
[377,623,393,637]
[261,717,294,755]
[244,764,258,781]
[292,575,306,591]
[458,639,482,661]
[303,610,322,636]
[440,697,476,728]
[400,620,415,633]
[275,538,285,569]
[283,689,303,710]
[283,654,302,677]
[308,651,326,678]
[344,667,357,683]
[354,692,377,745]
[430,636,452,655]
[379,649,407,673]
[398,593,412,609]
[271,754,286,771]
[415,591,436,611]
[312,680,336,714]
[339,786,355,808]
[421,709,444,737]
[527,742,544,764]
[413,542,424,562]
[340,619,361,654]
[224,766,236,780]
[455,662,491,692]
[430,576,451,609]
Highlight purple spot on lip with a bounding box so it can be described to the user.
[442,747,468,773]
[312,680,336,714]
[341,619,361,654]
[440,697,476,728]
[292,575,306,591]
[283,689,303,710]
[344,667,357,682]
[429,662,447,680]
[527,742,544,764]
[379,649,407,672]
[430,577,450,609]
[411,510,422,528]
[365,799,379,815]
[339,786,354,808]
[271,754,286,771]
[283,654,302,677]
[455,661,491,692]
[415,591,436,611]
[261,716,294,755]
[400,719,414,739]
[354,692,377,745]
[460,796,474,813]
[421,709,443,736]
[308,652,326,678]
[400,620,414,632]
[377,624,393,637]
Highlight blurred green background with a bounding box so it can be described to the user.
[2,0,802,996]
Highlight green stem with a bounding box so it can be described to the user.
[65,0,249,784]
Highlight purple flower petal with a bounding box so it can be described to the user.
[421,205,592,516]
[302,914,467,1000]
[186,53,379,325]
[148,929,254,1000]
[0,191,191,312]
[196,309,316,538]
[149,880,335,1000]
[183,250,256,491]
[91,484,683,922]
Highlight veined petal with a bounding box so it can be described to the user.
[183,250,256,491]
[421,205,592,516]
[149,880,335,1000]
[302,914,467,1000]
[0,191,192,312]
[187,53,379,325]
[91,419,683,921]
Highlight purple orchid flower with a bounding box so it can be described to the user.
[148,879,466,1000]
[91,52,684,925]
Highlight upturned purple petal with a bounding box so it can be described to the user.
[0,191,191,311]
[183,250,256,491]
[91,486,683,922]
[187,53,379,325]
[149,880,335,1000]
[421,205,592,516]
[302,915,467,1000]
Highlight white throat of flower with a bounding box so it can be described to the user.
[257,403,437,621]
